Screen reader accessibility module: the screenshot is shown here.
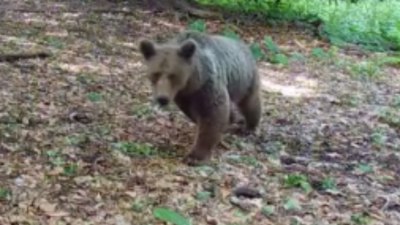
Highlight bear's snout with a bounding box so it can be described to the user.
[156,96,169,106]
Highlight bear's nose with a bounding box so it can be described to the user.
[156,96,169,106]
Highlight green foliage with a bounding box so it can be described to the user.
[41,36,64,49]
[250,42,265,61]
[351,213,371,225]
[284,174,312,193]
[283,197,301,211]
[112,141,158,157]
[321,177,337,191]
[378,107,400,128]
[355,163,373,174]
[46,150,65,166]
[87,91,103,102]
[187,19,207,32]
[153,207,191,225]
[393,95,400,108]
[371,129,387,147]
[0,187,11,201]
[347,60,381,80]
[131,200,146,213]
[264,36,280,54]
[63,163,78,176]
[311,47,330,60]
[195,191,212,201]
[261,205,275,216]
[195,0,400,51]
[270,53,289,65]
[130,103,153,118]
[222,28,241,40]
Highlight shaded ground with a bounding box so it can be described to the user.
[1,0,400,224]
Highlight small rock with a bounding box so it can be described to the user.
[233,186,262,199]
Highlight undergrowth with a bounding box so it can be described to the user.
[195,0,400,52]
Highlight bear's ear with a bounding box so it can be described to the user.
[139,39,156,60]
[178,40,196,60]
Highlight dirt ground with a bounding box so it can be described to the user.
[1,0,400,225]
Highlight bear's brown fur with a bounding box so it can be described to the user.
[138,31,261,165]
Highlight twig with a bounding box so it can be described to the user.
[0,51,52,62]
[0,8,136,15]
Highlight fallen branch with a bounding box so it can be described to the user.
[0,51,52,62]
[0,8,136,15]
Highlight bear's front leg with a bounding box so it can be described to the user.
[182,91,230,166]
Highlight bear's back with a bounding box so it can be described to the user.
[173,31,258,102]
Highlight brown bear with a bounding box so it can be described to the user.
[138,31,262,165]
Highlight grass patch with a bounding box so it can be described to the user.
[196,0,400,51]
[111,141,159,157]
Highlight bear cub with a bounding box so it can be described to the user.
[138,31,262,166]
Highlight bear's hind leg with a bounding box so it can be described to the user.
[238,80,262,131]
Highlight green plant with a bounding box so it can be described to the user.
[195,191,212,201]
[348,60,381,80]
[261,205,275,217]
[187,19,207,32]
[270,53,289,65]
[130,103,153,118]
[393,95,400,108]
[195,0,400,51]
[250,42,265,61]
[351,213,371,225]
[355,163,373,174]
[263,36,280,54]
[153,207,191,225]
[112,141,158,157]
[222,27,241,40]
[42,36,64,49]
[63,163,78,176]
[46,150,65,166]
[284,174,312,193]
[311,47,330,60]
[378,107,400,128]
[0,187,11,201]
[321,177,337,191]
[87,91,103,102]
[131,200,146,213]
[283,197,301,211]
[371,129,387,147]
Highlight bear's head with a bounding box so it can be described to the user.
[138,38,197,107]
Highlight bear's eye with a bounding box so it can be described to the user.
[168,73,177,81]
[150,72,162,83]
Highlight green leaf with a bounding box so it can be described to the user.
[87,92,102,102]
[222,29,240,40]
[321,177,337,190]
[261,205,275,216]
[270,53,289,65]
[283,198,301,211]
[63,163,78,176]
[311,47,329,59]
[112,141,158,157]
[195,191,212,201]
[0,187,11,201]
[250,43,264,61]
[284,174,312,193]
[263,36,280,54]
[188,19,206,32]
[153,207,191,225]
[131,200,145,213]
[356,163,374,174]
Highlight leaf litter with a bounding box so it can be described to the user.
[0,0,400,224]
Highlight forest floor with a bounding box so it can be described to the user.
[1,0,400,225]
